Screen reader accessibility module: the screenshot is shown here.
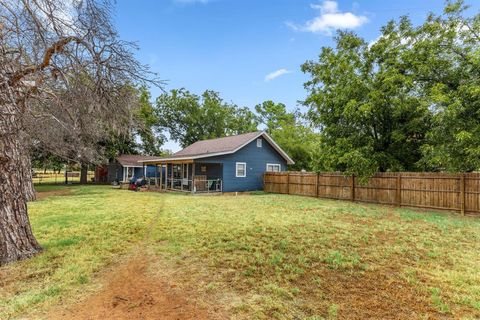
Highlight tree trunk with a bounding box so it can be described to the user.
[0,109,42,265]
[80,163,88,184]
[20,148,36,201]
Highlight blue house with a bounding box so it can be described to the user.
[140,131,294,193]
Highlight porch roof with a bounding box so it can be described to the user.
[116,154,160,167]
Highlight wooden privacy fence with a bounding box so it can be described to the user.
[264,172,480,216]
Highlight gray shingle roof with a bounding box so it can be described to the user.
[173,131,262,157]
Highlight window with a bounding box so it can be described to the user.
[236,162,246,177]
[257,138,262,147]
[266,163,281,172]
[124,166,134,181]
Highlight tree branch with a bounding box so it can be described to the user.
[8,36,83,86]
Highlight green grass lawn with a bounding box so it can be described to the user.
[1,185,479,319]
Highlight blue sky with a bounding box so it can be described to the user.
[114,0,479,151]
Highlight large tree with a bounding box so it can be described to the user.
[0,0,158,265]
[302,0,480,175]
[410,1,480,171]
[302,22,431,176]
[156,89,258,147]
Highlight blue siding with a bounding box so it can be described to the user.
[198,137,287,192]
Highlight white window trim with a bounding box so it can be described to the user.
[266,163,281,172]
[235,162,247,177]
[256,138,262,147]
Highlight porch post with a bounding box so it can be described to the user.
[170,163,174,189]
[186,163,189,191]
[181,163,184,191]
[191,162,196,194]
[159,163,163,191]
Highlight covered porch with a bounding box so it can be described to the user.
[143,159,223,193]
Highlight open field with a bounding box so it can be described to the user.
[1,185,479,319]
[32,170,95,184]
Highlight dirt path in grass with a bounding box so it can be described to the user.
[45,196,218,320]
[48,254,211,320]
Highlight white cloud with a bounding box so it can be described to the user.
[287,0,368,35]
[265,69,291,82]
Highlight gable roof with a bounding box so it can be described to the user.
[174,131,261,157]
[141,131,294,165]
[116,154,160,167]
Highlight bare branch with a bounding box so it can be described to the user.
[8,36,83,86]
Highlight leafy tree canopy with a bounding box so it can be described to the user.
[302,0,478,175]
[134,86,166,155]
[156,89,259,148]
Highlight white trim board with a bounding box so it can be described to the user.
[266,163,281,172]
[235,162,247,177]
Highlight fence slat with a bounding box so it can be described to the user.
[396,174,401,206]
[351,174,355,202]
[263,171,480,216]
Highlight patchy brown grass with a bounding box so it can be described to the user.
[148,193,480,319]
[35,188,72,200]
[318,266,441,319]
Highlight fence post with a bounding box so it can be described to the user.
[351,174,355,201]
[396,173,402,206]
[316,172,320,198]
[287,172,290,195]
[460,173,465,216]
